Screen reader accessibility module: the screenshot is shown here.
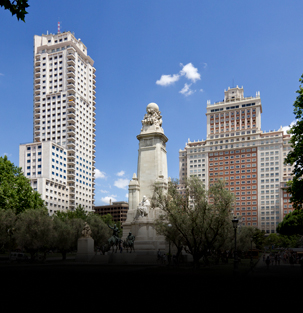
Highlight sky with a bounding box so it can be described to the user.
[0,0,302,206]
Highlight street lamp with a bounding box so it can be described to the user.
[168,223,172,265]
[232,217,239,275]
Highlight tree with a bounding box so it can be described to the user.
[86,214,111,248]
[284,74,303,210]
[51,217,83,260]
[0,209,16,252]
[152,177,235,268]
[0,156,46,214]
[14,209,54,260]
[0,0,29,22]
[55,205,88,220]
[277,209,303,237]
[154,217,185,261]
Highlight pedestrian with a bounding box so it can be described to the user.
[157,249,162,263]
[265,255,270,270]
[163,253,166,265]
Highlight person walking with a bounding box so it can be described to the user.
[266,255,270,270]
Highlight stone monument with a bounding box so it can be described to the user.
[76,222,95,262]
[123,103,168,257]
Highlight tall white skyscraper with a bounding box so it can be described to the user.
[19,31,96,215]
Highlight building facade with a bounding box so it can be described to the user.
[19,31,96,215]
[94,201,129,226]
[179,86,293,234]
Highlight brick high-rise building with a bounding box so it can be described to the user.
[179,86,293,234]
[19,31,96,215]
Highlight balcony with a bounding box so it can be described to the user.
[67,84,75,92]
[67,65,75,72]
[67,53,75,59]
[68,154,75,160]
[67,94,75,101]
[67,76,75,84]
[35,72,40,79]
[67,129,76,136]
[67,123,76,130]
[68,104,76,111]
[68,117,76,124]
[67,111,76,119]
[67,59,75,66]
[67,71,75,77]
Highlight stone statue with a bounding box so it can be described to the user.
[142,108,162,127]
[108,223,120,240]
[82,222,92,238]
[136,195,150,218]
[123,232,135,253]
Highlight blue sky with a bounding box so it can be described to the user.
[0,0,302,205]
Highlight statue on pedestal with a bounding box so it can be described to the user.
[135,195,150,219]
[82,222,92,238]
[123,232,136,253]
[106,224,122,253]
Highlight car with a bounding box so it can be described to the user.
[9,252,29,262]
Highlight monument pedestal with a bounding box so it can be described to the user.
[122,102,168,259]
[76,237,95,262]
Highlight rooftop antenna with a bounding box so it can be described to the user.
[58,21,61,34]
[232,77,234,88]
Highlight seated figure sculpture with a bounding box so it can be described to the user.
[136,195,150,218]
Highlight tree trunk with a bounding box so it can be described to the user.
[62,251,67,261]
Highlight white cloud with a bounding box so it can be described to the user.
[0,73,4,76]
[179,83,195,97]
[156,74,180,86]
[203,63,207,69]
[116,170,125,177]
[180,63,201,82]
[100,190,109,193]
[282,120,296,134]
[3,153,12,157]
[114,178,129,189]
[125,193,129,198]
[199,89,204,92]
[101,195,117,204]
[94,169,106,179]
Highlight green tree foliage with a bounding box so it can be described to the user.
[277,209,303,236]
[52,217,83,260]
[0,209,16,251]
[252,228,266,250]
[0,156,45,214]
[86,214,111,247]
[284,74,303,210]
[152,177,234,267]
[264,232,300,249]
[14,209,54,260]
[0,0,29,22]
[55,205,88,220]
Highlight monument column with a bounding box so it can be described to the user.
[123,103,168,254]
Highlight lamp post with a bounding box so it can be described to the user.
[250,236,254,270]
[232,217,239,275]
[168,224,172,265]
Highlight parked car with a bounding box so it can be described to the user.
[9,252,29,262]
